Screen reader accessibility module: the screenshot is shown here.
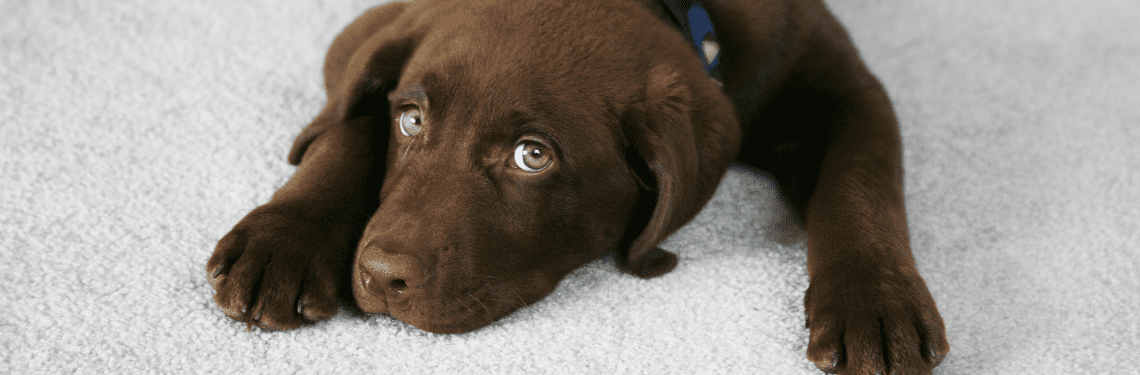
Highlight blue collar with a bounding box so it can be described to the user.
[654,0,722,82]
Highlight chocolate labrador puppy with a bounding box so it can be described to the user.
[208,0,949,373]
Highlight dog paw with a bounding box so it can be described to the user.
[207,204,359,330]
[803,270,949,374]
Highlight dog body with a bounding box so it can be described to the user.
[208,0,948,373]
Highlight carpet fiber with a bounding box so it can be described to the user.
[2,0,1137,373]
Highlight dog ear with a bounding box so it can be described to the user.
[289,3,414,165]
[618,65,741,278]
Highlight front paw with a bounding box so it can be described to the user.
[207,204,360,330]
[804,270,949,374]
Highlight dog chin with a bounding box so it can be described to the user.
[351,279,508,334]
[396,313,491,334]
[388,298,505,334]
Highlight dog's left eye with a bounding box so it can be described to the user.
[512,141,552,173]
[398,108,424,137]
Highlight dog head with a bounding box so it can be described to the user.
[289,0,740,333]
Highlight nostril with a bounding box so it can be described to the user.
[389,279,408,292]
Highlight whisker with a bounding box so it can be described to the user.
[453,296,476,317]
[468,292,493,318]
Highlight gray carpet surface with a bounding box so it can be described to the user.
[2,0,1137,373]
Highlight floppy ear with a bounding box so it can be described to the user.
[618,65,741,278]
[288,3,414,165]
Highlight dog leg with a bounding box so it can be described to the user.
[207,118,380,330]
[794,86,949,374]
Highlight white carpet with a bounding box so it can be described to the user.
[2,0,1137,373]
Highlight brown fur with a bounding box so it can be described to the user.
[208,0,949,373]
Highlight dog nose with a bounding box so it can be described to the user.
[358,250,428,296]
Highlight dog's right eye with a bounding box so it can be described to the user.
[511,141,553,173]
[398,108,424,137]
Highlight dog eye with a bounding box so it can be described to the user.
[512,141,552,172]
[398,108,424,137]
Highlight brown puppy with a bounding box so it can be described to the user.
[207,0,949,373]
